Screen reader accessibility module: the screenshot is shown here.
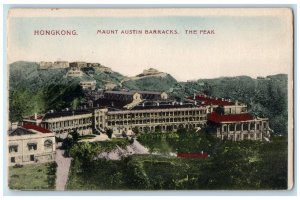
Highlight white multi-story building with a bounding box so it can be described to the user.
[8,124,56,166]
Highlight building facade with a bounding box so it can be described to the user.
[22,91,270,141]
[94,106,207,136]
[8,124,56,166]
[41,110,93,138]
[208,112,270,141]
[80,80,97,90]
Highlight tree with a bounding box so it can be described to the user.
[70,129,80,143]
[122,131,127,138]
[132,126,139,134]
[106,128,113,139]
[69,142,100,169]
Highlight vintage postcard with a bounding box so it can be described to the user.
[6,8,293,191]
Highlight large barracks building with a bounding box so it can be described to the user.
[22,90,270,141]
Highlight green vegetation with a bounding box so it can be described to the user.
[9,62,85,122]
[137,130,218,154]
[9,162,57,190]
[9,62,288,138]
[69,138,130,158]
[93,71,125,88]
[66,130,287,190]
[171,75,288,135]
[122,74,177,91]
[9,61,124,122]
[78,134,96,140]
[106,129,113,139]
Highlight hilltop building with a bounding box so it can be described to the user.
[69,62,87,69]
[80,80,97,90]
[66,68,83,77]
[39,61,69,69]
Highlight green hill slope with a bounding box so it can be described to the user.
[171,75,288,135]
[122,74,178,91]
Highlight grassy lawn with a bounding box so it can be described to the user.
[9,162,57,190]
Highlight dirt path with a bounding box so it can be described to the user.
[55,143,72,191]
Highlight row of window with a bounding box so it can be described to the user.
[222,123,267,132]
[9,140,53,153]
[107,117,207,126]
[226,133,261,140]
[10,155,35,163]
[48,119,92,129]
[107,110,206,120]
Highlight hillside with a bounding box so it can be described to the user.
[170,75,288,135]
[9,61,128,121]
[120,68,177,91]
[122,73,178,91]
[8,61,288,136]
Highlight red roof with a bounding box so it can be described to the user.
[177,153,208,158]
[22,124,52,134]
[188,95,235,106]
[208,112,254,123]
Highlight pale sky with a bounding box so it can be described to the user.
[8,9,293,81]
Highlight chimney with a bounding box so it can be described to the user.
[193,93,196,100]
[235,100,238,106]
[34,113,37,120]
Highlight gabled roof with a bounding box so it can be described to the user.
[208,112,254,123]
[9,127,35,136]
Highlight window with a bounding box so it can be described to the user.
[28,143,37,151]
[241,107,247,113]
[263,122,267,129]
[229,124,235,132]
[11,157,15,163]
[9,145,18,153]
[30,155,35,161]
[250,123,255,130]
[236,124,241,131]
[243,123,248,131]
[44,140,53,151]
